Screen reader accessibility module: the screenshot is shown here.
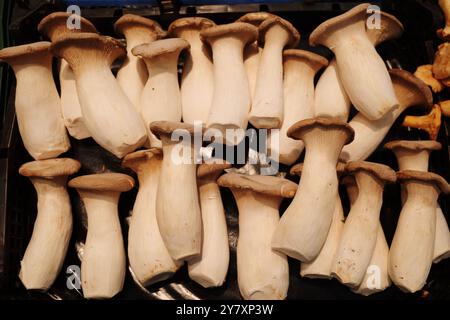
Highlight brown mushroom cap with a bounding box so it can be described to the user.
[366,11,404,46]
[197,162,232,180]
[168,17,215,36]
[287,117,354,145]
[132,38,190,59]
[433,43,450,80]
[114,14,166,39]
[68,173,135,192]
[390,69,433,110]
[0,42,50,62]
[150,120,203,139]
[258,17,300,48]
[122,148,162,170]
[283,49,329,72]
[236,12,278,26]
[397,170,450,194]
[200,22,258,45]
[290,162,346,177]
[19,158,81,178]
[310,3,370,47]
[51,33,126,64]
[384,140,442,153]
[38,12,97,42]
[346,161,397,183]
[218,173,297,198]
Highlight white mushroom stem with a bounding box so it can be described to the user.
[115,17,163,109]
[341,69,432,162]
[152,122,202,261]
[188,168,230,288]
[59,59,90,139]
[269,50,327,165]
[51,34,147,158]
[314,59,351,121]
[201,23,257,145]
[272,119,353,262]
[123,150,181,287]
[343,176,391,296]
[244,43,261,99]
[389,175,441,293]
[388,142,450,263]
[309,4,399,120]
[332,169,389,287]
[300,195,344,279]
[0,43,70,160]
[19,176,72,290]
[80,190,126,299]
[235,192,288,300]
[133,39,189,148]
[169,18,215,124]
[249,20,299,129]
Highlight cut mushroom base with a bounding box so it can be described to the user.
[37,12,98,140]
[18,158,80,291]
[272,118,354,262]
[340,69,433,162]
[331,161,396,288]
[169,17,215,125]
[200,22,258,145]
[150,121,203,261]
[51,33,147,159]
[389,171,450,293]
[385,140,450,263]
[115,14,166,110]
[133,39,190,148]
[314,10,404,121]
[218,173,297,300]
[291,163,345,279]
[269,50,328,166]
[122,149,182,287]
[248,17,300,129]
[0,42,70,160]
[188,162,231,288]
[309,3,399,121]
[69,173,134,299]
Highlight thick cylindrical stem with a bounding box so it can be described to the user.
[19,177,72,290]
[12,54,69,160]
[244,43,260,100]
[81,191,125,299]
[140,54,182,148]
[269,57,316,165]
[272,129,347,261]
[179,31,214,124]
[76,66,146,158]
[434,205,450,262]
[59,59,90,139]
[249,26,289,128]
[314,59,351,121]
[353,227,391,296]
[128,161,181,286]
[300,195,344,278]
[234,191,288,300]
[116,30,158,109]
[341,105,407,162]
[333,172,384,287]
[389,182,438,293]
[331,24,398,120]
[188,180,229,287]
[156,139,202,260]
[207,37,251,145]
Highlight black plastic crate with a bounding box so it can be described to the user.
[1,0,450,300]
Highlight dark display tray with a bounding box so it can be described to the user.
[1,0,450,300]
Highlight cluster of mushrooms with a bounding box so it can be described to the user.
[1,2,450,299]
